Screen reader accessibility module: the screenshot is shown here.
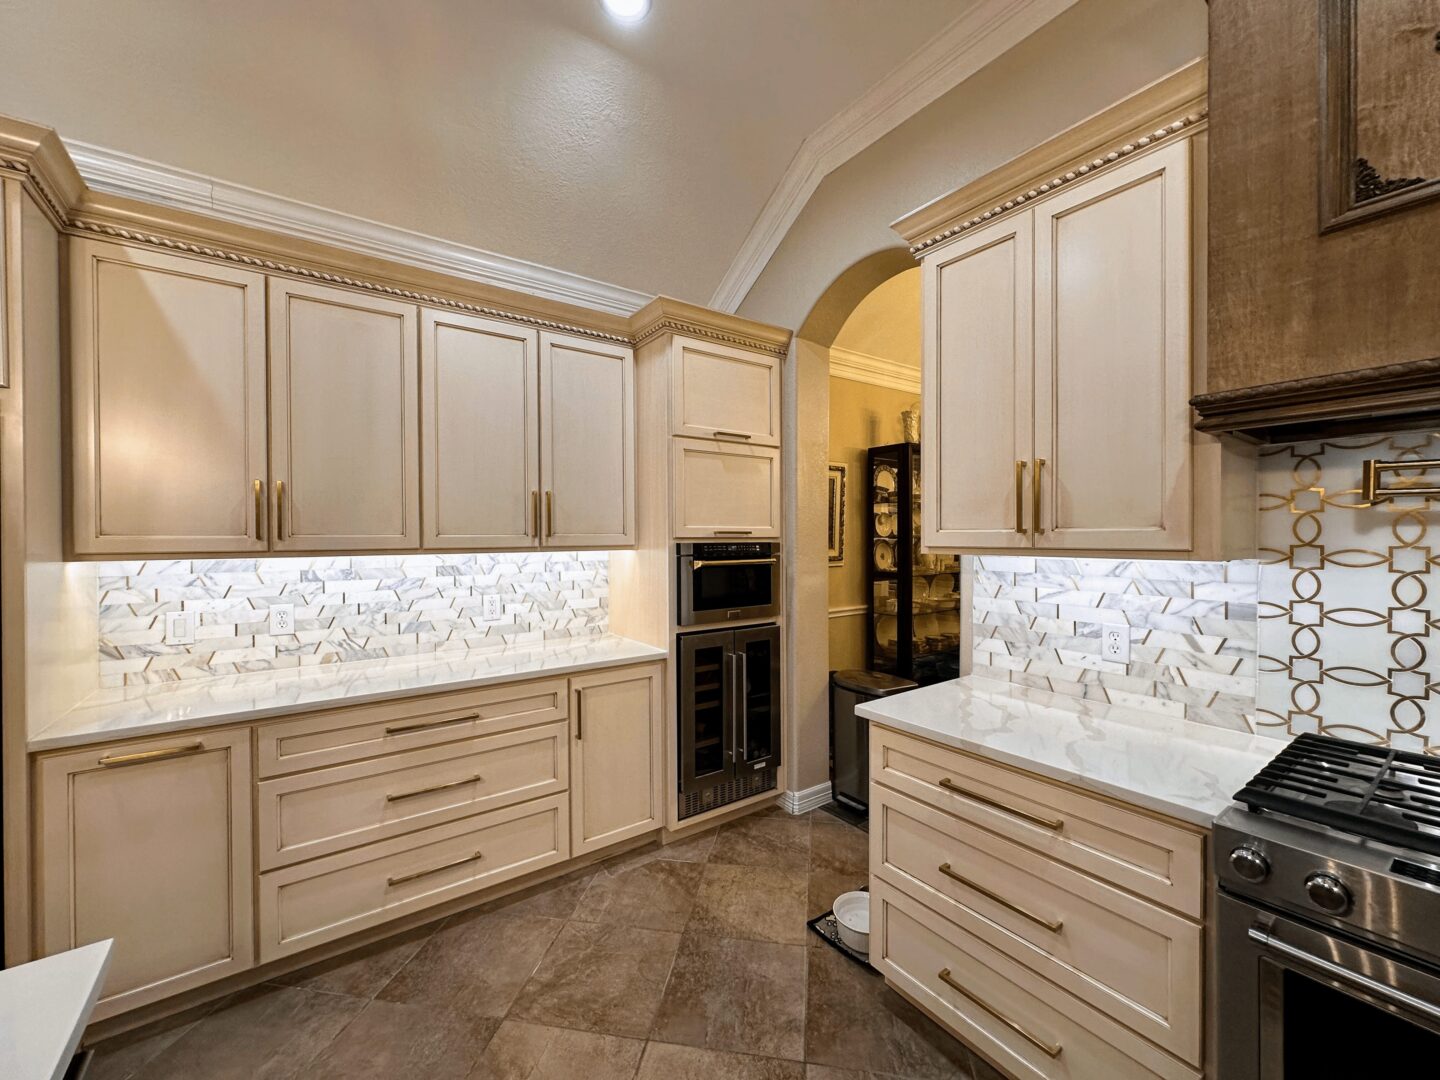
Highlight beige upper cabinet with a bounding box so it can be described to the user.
[922,214,1034,550]
[672,437,781,539]
[569,663,663,855]
[421,310,540,549]
[670,335,780,446]
[538,331,635,548]
[269,280,420,551]
[70,239,269,554]
[1033,139,1192,550]
[34,730,254,1019]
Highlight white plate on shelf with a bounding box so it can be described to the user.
[874,539,896,572]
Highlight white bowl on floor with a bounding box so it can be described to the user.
[833,891,870,954]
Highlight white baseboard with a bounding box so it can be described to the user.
[780,781,834,815]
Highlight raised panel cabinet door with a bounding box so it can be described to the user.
[670,335,781,445]
[1033,139,1193,551]
[35,730,254,1019]
[672,437,781,539]
[922,213,1034,550]
[69,239,268,554]
[421,309,540,549]
[270,279,420,551]
[538,332,635,547]
[569,663,664,855]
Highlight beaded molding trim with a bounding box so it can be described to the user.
[909,109,1208,255]
[632,316,788,358]
[0,153,71,227]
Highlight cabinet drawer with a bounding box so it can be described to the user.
[871,726,1204,917]
[672,437,781,539]
[871,882,1200,1080]
[669,335,781,446]
[258,795,568,962]
[872,787,1201,1063]
[256,679,568,776]
[257,722,568,870]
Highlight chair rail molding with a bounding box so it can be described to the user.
[828,347,921,395]
[65,140,653,316]
[707,0,1082,313]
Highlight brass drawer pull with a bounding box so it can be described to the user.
[385,712,480,736]
[1032,458,1045,537]
[938,777,1064,832]
[712,530,754,536]
[1014,460,1027,534]
[385,774,482,803]
[575,688,584,740]
[938,862,1063,932]
[712,430,753,441]
[98,742,205,768]
[386,850,483,887]
[938,968,1062,1059]
[253,478,265,541]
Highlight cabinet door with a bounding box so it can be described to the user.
[734,625,781,772]
[70,239,268,554]
[35,730,254,1019]
[421,309,540,549]
[672,437,781,539]
[539,332,635,547]
[569,663,663,855]
[923,214,1034,550]
[670,335,781,445]
[678,631,735,795]
[269,279,420,550]
[1033,139,1192,550]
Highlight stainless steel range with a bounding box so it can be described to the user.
[1215,733,1440,1077]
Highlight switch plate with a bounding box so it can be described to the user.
[268,604,295,635]
[481,594,503,621]
[1103,626,1130,664]
[164,610,196,645]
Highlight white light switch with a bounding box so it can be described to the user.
[1103,626,1130,664]
[481,594,503,620]
[268,604,295,635]
[164,610,196,645]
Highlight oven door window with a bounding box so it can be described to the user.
[693,562,773,614]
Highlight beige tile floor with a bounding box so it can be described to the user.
[86,807,999,1080]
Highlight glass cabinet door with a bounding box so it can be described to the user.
[734,625,782,770]
[678,630,734,792]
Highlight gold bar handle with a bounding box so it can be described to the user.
[386,712,480,736]
[712,430,753,441]
[691,558,777,570]
[253,478,264,542]
[712,530,754,536]
[938,777,1064,832]
[386,774,482,803]
[275,479,286,542]
[575,688,583,740]
[939,862,1063,932]
[937,968,1062,1059]
[545,490,554,538]
[1032,458,1045,537]
[386,850,483,887]
[1361,458,1440,503]
[98,742,205,768]
[530,491,539,538]
[1014,460,1027,535]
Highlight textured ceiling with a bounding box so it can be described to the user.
[0,0,964,302]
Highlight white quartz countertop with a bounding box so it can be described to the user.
[856,676,1280,827]
[0,940,111,1080]
[31,636,668,752]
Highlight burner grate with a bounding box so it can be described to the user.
[1235,733,1440,856]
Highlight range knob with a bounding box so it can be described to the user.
[1229,846,1270,882]
[1304,872,1352,915]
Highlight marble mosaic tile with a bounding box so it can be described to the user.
[93,552,609,686]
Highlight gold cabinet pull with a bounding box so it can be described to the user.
[712,430,753,441]
[385,712,480,736]
[385,773,482,803]
[1014,460,1027,535]
[545,490,554,539]
[1361,458,1440,503]
[386,850,483,887]
[938,777,1063,832]
[253,479,265,541]
[937,968,1062,1059]
[98,742,205,768]
[275,479,286,542]
[1032,458,1045,537]
[938,863,1063,932]
[530,491,539,538]
[575,688,583,740]
[712,530,754,536]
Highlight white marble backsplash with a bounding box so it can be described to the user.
[973,555,1260,734]
[96,552,609,687]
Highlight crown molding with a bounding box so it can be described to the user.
[629,295,792,358]
[65,140,653,316]
[828,346,921,394]
[0,115,85,228]
[707,0,1082,313]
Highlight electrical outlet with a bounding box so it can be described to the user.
[1103,626,1130,664]
[164,610,196,645]
[481,593,503,620]
[268,604,295,635]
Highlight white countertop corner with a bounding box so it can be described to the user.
[0,939,111,1080]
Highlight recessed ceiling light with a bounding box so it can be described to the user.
[602,0,650,23]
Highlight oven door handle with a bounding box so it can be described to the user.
[1247,925,1440,1025]
[691,558,778,570]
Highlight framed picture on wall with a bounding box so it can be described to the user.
[827,463,847,565]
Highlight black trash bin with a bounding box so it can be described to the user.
[829,670,917,814]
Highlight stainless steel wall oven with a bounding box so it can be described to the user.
[676,542,780,626]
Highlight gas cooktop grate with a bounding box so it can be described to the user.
[1235,733,1440,857]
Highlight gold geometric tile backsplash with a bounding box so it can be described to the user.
[1258,433,1440,754]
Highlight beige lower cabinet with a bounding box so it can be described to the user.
[569,662,664,855]
[672,436,781,539]
[869,724,1205,1079]
[34,730,254,1019]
